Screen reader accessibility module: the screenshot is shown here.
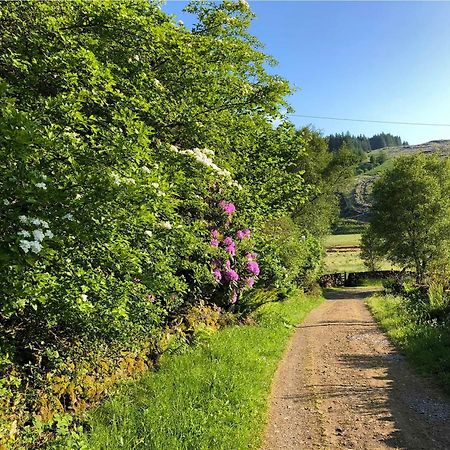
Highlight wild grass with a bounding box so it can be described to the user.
[367,294,450,395]
[325,233,361,248]
[324,249,366,273]
[76,292,323,450]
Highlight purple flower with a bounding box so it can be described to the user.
[211,229,219,239]
[246,261,260,276]
[219,200,236,215]
[246,277,255,288]
[236,230,245,240]
[225,244,236,256]
[223,236,234,246]
[210,238,219,247]
[213,269,222,282]
[224,269,239,282]
[230,289,238,304]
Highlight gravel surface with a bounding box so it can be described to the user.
[262,288,450,450]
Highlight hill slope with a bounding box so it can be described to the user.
[342,140,450,220]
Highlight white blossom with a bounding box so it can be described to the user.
[19,240,31,253]
[44,230,54,238]
[19,215,28,224]
[153,78,164,91]
[29,241,43,254]
[35,182,47,190]
[75,193,83,200]
[31,218,42,226]
[160,221,172,230]
[3,199,10,206]
[32,229,45,242]
[62,213,74,221]
[80,294,88,302]
[18,230,31,238]
[169,144,179,153]
[40,220,49,229]
[151,182,160,189]
[144,230,153,237]
[141,166,151,174]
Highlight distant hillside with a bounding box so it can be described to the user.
[341,140,450,220]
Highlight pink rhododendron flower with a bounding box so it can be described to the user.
[213,269,222,282]
[212,259,221,268]
[226,244,236,256]
[246,277,255,288]
[211,229,219,239]
[230,289,238,304]
[219,200,236,215]
[243,229,251,238]
[224,269,239,281]
[210,238,219,247]
[225,260,232,270]
[223,236,234,246]
[236,230,245,240]
[247,261,260,276]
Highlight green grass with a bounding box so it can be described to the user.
[367,295,450,395]
[324,249,365,273]
[78,292,323,450]
[325,233,361,248]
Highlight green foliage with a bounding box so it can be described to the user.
[360,230,383,272]
[366,154,450,282]
[0,1,341,446]
[368,294,450,395]
[73,291,323,450]
[328,131,406,154]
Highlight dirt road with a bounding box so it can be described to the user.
[262,288,450,450]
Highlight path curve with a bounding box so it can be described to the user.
[262,287,450,450]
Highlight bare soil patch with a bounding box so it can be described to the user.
[262,287,450,450]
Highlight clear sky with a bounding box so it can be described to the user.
[163,1,450,145]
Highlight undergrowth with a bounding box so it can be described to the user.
[59,291,322,450]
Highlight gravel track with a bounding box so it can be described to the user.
[262,288,450,450]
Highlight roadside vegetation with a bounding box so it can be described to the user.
[70,292,323,450]
[368,293,450,395]
[0,1,354,447]
[363,154,450,395]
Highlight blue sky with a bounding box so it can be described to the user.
[163,1,450,145]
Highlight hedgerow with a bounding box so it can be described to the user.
[0,1,347,447]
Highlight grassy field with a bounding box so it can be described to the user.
[323,234,396,274]
[324,249,366,273]
[367,295,450,395]
[76,292,323,450]
[325,233,361,248]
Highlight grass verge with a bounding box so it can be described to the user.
[367,295,450,395]
[74,291,323,450]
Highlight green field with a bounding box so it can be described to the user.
[75,292,323,450]
[325,233,361,248]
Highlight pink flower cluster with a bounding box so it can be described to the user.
[219,200,236,215]
[209,200,260,304]
[236,229,250,240]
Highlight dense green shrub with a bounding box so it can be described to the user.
[0,1,342,446]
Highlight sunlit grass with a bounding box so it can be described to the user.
[325,233,361,248]
[367,295,450,395]
[78,292,323,450]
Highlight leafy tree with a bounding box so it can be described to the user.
[366,154,450,282]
